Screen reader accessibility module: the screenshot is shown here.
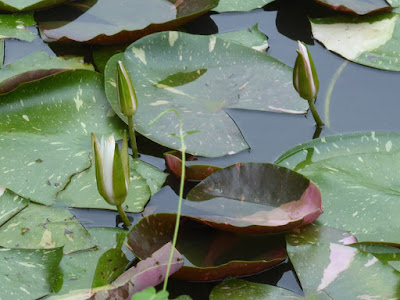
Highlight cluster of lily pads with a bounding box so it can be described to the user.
[1,0,400,299]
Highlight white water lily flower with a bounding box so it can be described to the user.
[92,132,129,206]
[293,41,319,102]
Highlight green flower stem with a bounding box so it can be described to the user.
[116,204,131,227]
[128,116,139,158]
[308,99,324,127]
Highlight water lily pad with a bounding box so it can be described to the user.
[165,151,221,181]
[48,242,183,300]
[0,203,95,254]
[310,12,400,71]
[105,32,307,157]
[38,0,219,44]
[313,0,393,15]
[0,247,63,300]
[0,0,68,12]
[128,213,287,281]
[0,186,28,227]
[0,12,36,41]
[276,132,400,244]
[0,70,125,205]
[53,228,130,295]
[185,162,322,234]
[213,0,274,13]
[0,51,93,94]
[286,224,400,298]
[354,244,400,272]
[58,158,166,212]
[217,24,269,52]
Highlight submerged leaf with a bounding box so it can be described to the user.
[105,31,307,157]
[185,162,323,234]
[276,132,400,244]
[128,214,287,281]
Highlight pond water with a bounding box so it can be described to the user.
[5,0,400,298]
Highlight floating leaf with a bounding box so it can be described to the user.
[185,163,322,234]
[0,70,124,205]
[213,0,274,13]
[310,12,400,71]
[286,224,400,298]
[0,12,36,41]
[0,203,95,254]
[0,247,63,300]
[0,0,68,12]
[128,214,286,281]
[0,51,93,94]
[53,228,130,295]
[165,151,221,181]
[131,287,169,300]
[217,24,269,52]
[92,44,127,74]
[58,158,166,212]
[354,244,400,272]
[276,132,400,244]
[313,0,393,15]
[0,187,28,226]
[105,32,307,157]
[48,242,183,300]
[38,0,219,44]
[210,278,304,299]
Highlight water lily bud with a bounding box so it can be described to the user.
[293,41,319,102]
[91,132,129,206]
[117,60,138,117]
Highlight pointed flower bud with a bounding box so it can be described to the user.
[117,60,138,117]
[293,41,319,102]
[91,132,129,206]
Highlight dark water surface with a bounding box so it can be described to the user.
[6,0,400,298]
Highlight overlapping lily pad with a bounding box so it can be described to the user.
[213,0,274,13]
[0,203,95,254]
[286,224,400,298]
[0,186,28,226]
[313,0,393,15]
[38,0,219,44]
[310,12,400,71]
[217,24,269,51]
[0,70,125,205]
[57,158,166,212]
[128,213,286,281]
[0,247,63,300]
[0,51,93,94]
[0,0,68,12]
[105,32,308,157]
[184,163,322,234]
[276,132,400,244]
[0,13,36,41]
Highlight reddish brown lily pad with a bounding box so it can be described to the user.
[184,162,323,234]
[314,0,393,15]
[127,213,286,281]
[164,151,221,181]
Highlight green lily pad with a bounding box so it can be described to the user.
[185,163,322,234]
[53,228,130,295]
[0,70,125,205]
[0,247,63,300]
[217,24,269,52]
[310,12,400,71]
[354,244,400,272]
[128,213,287,281]
[286,224,400,298]
[213,0,274,13]
[0,51,93,94]
[210,278,305,299]
[38,0,218,44]
[0,12,36,41]
[0,203,95,254]
[164,151,221,181]
[276,132,400,244]
[92,44,127,74]
[0,0,68,12]
[105,32,308,157]
[0,39,4,67]
[0,187,28,227]
[313,0,393,15]
[58,158,166,212]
